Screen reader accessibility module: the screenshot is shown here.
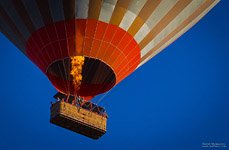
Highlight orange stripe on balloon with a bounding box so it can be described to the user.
[76,19,86,55]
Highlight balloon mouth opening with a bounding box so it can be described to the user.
[46,56,116,97]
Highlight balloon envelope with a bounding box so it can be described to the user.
[0,0,219,99]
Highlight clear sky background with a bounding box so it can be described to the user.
[0,1,228,150]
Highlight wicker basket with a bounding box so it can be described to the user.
[50,101,107,139]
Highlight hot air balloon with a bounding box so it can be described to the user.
[0,0,219,139]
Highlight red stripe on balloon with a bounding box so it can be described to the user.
[25,19,140,96]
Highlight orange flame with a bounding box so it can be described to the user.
[70,56,85,90]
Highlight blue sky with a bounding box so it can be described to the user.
[0,1,228,150]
